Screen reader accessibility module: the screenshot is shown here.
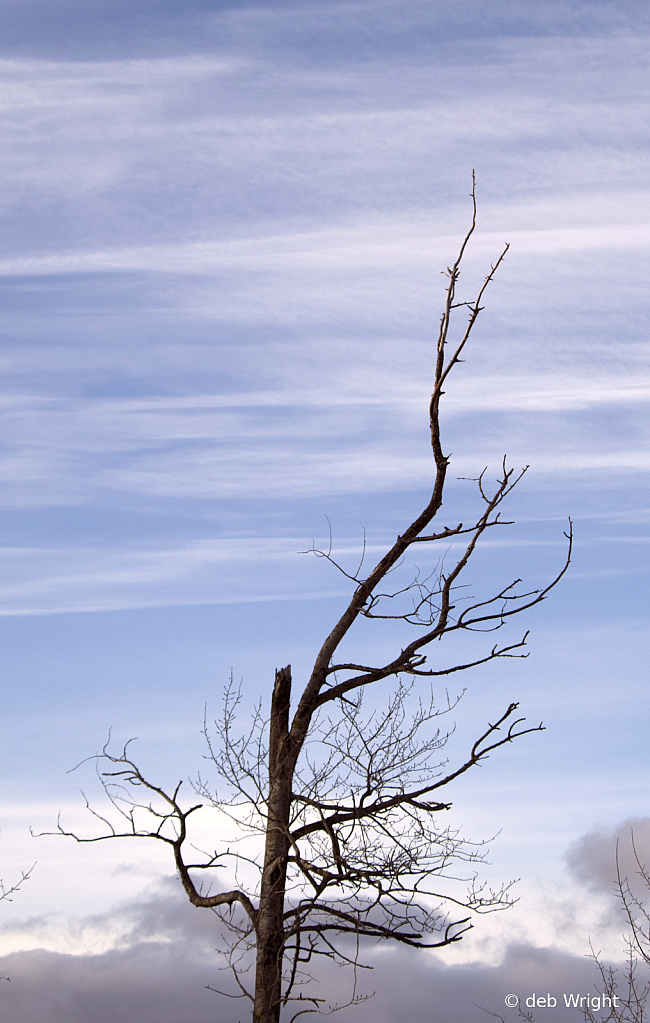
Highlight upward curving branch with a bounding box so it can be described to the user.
[47,177,571,1023]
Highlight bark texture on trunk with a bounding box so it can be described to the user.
[253,665,293,1023]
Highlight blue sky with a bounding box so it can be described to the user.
[0,0,649,1019]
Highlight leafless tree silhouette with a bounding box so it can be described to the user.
[50,178,572,1023]
[584,833,650,1023]
[480,832,650,1023]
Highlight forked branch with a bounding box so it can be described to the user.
[48,177,571,1023]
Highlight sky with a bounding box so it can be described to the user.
[0,0,649,1019]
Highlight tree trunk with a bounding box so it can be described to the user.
[254,666,293,1023]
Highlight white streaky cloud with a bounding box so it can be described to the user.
[0,55,251,202]
[0,27,648,261]
[1,441,646,510]
[0,6,649,1009]
[0,530,636,616]
[0,221,648,280]
[0,53,248,92]
[99,446,650,502]
[1,390,649,508]
[0,364,648,501]
[0,375,641,416]
[1,371,649,452]
[0,54,248,141]
[447,376,650,413]
[0,537,353,615]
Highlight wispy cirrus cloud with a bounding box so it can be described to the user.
[0,383,648,513]
[0,3,649,1001]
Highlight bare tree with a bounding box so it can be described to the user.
[485,832,650,1023]
[583,834,650,1023]
[51,179,572,1023]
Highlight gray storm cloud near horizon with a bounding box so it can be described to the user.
[2,821,649,1023]
[1,0,649,1020]
[1,819,645,1021]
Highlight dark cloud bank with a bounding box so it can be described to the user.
[0,924,598,1023]
[1,820,649,1023]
